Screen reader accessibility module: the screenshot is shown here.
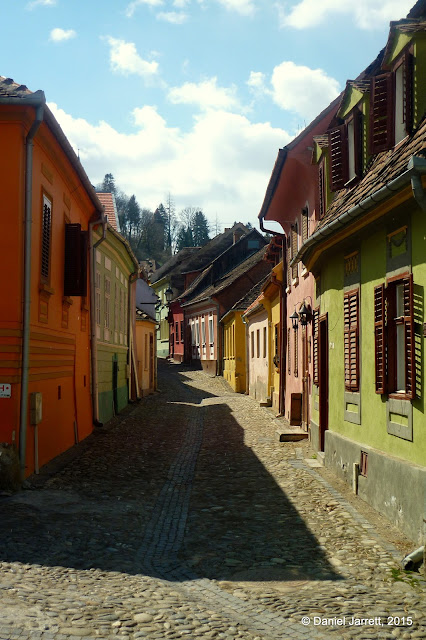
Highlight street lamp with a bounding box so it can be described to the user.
[290,309,299,330]
[165,287,174,303]
[298,300,311,327]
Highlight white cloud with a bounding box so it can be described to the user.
[27,0,56,8]
[168,78,240,111]
[47,102,291,227]
[105,37,159,78]
[125,0,163,17]
[49,28,76,43]
[157,11,188,23]
[278,0,414,30]
[215,0,256,16]
[248,61,340,123]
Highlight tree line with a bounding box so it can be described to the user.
[96,174,210,264]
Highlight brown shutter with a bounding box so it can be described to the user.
[313,307,320,385]
[64,224,88,297]
[329,125,348,191]
[41,199,52,281]
[369,73,394,153]
[318,162,325,219]
[404,52,414,135]
[374,284,387,394]
[353,108,363,178]
[344,290,359,391]
[403,274,415,399]
[301,207,308,242]
[291,224,298,280]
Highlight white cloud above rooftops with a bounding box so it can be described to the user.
[49,28,76,42]
[157,11,188,23]
[125,0,164,17]
[168,78,241,112]
[277,0,414,30]
[27,0,56,8]
[47,102,291,227]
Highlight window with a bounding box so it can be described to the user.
[263,326,267,359]
[301,206,309,243]
[256,329,260,358]
[180,321,184,343]
[374,274,415,399]
[95,271,101,326]
[294,326,298,377]
[64,223,88,297]
[209,316,214,344]
[291,223,298,281]
[318,161,326,219]
[328,108,362,191]
[41,195,52,281]
[344,289,359,391]
[273,323,280,369]
[360,451,368,477]
[251,331,254,358]
[114,283,119,336]
[175,322,179,343]
[369,51,413,154]
[201,318,206,345]
[287,328,291,375]
[104,277,110,326]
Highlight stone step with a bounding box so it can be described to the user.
[275,427,309,442]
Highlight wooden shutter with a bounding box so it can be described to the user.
[64,224,88,297]
[329,125,348,191]
[291,224,298,280]
[369,73,394,153]
[403,274,415,399]
[41,197,52,281]
[374,284,387,394]
[301,207,308,242]
[344,290,359,391]
[318,162,325,219]
[312,307,320,385]
[353,108,363,178]
[404,52,414,135]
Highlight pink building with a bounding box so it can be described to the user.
[258,98,339,427]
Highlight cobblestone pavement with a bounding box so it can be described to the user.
[1,361,425,640]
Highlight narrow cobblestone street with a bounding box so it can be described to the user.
[1,361,425,640]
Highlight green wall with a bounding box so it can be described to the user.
[314,203,426,467]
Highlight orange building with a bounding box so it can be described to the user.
[0,77,105,483]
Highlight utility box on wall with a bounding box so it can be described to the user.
[30,392,42,425]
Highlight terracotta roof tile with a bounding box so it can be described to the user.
[96,192,119,230]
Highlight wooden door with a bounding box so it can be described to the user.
[301,326,309,430]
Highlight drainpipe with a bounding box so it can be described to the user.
[408,156,426,211]
[259,217,287,416]
[89,212,107,427]
[128,271,140,401]
[241,313,250,394]
[402,546,424,570]
[19,102,44,482]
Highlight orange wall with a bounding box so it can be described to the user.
[0,105,94,476]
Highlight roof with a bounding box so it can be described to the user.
[316,117,426,234]
[180,223,249,274]
[96,192,119,230]
[232,273,270,313]
[150,247,201,284]
[182,245,269,307]
[0,76,103,217]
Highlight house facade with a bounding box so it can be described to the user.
[0,78,104,482]
[258,98,339,427]
[135,277,158,396]
[92,216,139,424]
[293,13,426,543]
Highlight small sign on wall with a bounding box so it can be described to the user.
[0,383,11,398]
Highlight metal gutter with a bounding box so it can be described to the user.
[292,155,426,268]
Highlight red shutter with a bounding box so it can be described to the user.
[404,52,414,135]
[344,290,359,391]
[301,207,308,242]
[403,274,415,399]
[329,125,348,191]
[313,307,320,385]
[369,73,394,153]
[374,284,387,394]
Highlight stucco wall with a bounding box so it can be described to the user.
[247,310,269,404]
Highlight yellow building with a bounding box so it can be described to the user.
[135,310,157,396]
[222,310,246,392]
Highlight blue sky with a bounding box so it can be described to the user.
[1,0,415,230]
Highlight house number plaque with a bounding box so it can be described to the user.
[0,383,11,398]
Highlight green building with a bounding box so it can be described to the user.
[294,12,426,544]
[94,193,139,424]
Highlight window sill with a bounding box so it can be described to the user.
[292,277,299,287]
[62,296,74,306]
[39,282,54,296]
[285,286,291,294]
[388,392,412,401]
[301,267,309,279]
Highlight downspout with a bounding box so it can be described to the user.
[128,271,140,401]
[89,212,107,427]
[408,156,426,211]
[259,216,287,416]
[241,313,250,394]
[19,102,44,482]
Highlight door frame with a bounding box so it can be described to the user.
[318,313,328,451]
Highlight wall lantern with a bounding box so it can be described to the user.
[298,301,311,327]
[290,309,299,330]
[165,287,174,303]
